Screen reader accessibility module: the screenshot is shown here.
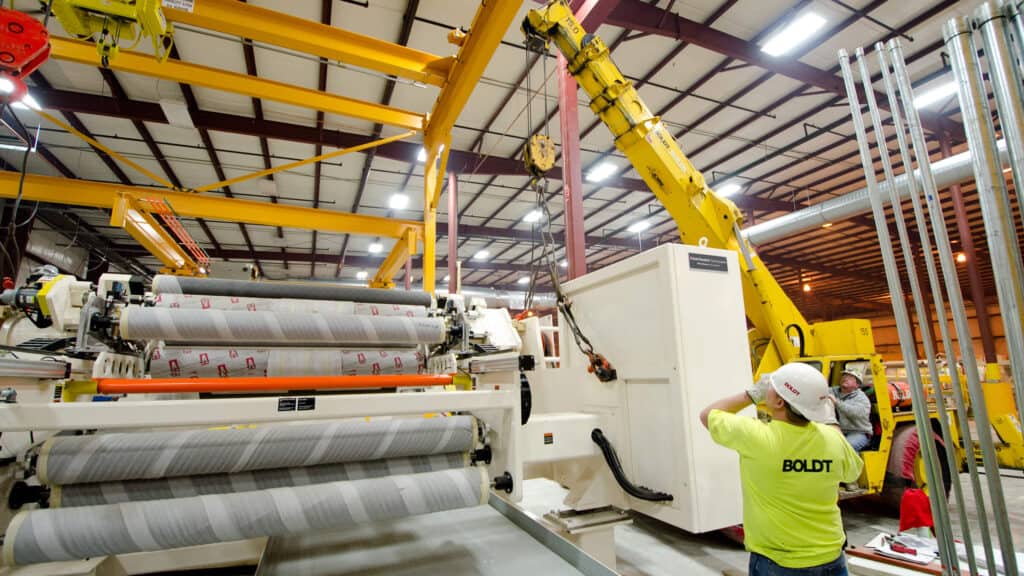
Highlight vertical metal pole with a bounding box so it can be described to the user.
[918,26,1021,573]
[877,45,990,575]
[838,50,959,575]
[858,47,974,571]
[404,258,412,291]
[557,52,586,280]
[945,16,1024,451]
[1007,1,1024,75]
[939,136,998,364]
[448,173,459,292]
[975,2,1024,425]
[978,2,1024,212]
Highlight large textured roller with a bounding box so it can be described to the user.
[52,452,468,507]
[152,275,432,307]
[152,293,426,318]
[40,416,476,485]
[5,467,488,566]
[148,347,425,378]
[119,307,446,346]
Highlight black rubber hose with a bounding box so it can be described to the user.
[591,428,673,502]
[785,323,806,357]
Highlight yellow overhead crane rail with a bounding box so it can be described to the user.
[48,37,427,132]
[38,0,524,286]
[0,171,424,243]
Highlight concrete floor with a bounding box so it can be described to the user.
[521,471,1024,576]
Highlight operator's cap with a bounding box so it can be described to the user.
[841,366,864,386]
[767,362,837,424]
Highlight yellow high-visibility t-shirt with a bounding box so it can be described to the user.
[708,409,863,568]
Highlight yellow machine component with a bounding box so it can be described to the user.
[51,0,173,66]
[524,0,837,375]
[522,0,1024,497]
[524,134,557,178]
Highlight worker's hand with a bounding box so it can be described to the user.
[827,395,838,405]
[746,374,771,404]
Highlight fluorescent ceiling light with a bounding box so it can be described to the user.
[717,182,741,197]
[159,99,195,128]
[523,209,543,223]
[517,277,530,285]
[913,82,958,109]
[368,242,383,254]
[0,143,29,152]
[417,147,427,162]
[473,250,490,261]
[356,270,368,280]
[444,275,451,283]
[586,162,617,182]
[627,220,650,233]
[761,13,827,57]
[0,78,13,94]
[560,260,568,268]
[389,193,409,210]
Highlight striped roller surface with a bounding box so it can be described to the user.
[148,348,425,378]
[40,416,475,485]
[151,293,427,318]
[6,467,487,565]
[119,307,446,346]
[152,275,432,307]
[54,452,468,507]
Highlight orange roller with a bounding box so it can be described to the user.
[96,374,453,394]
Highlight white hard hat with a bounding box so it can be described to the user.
[767,362,837,424]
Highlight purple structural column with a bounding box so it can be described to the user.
[558,52,586,279]
[448,173,459,291]
[941,136,997,363]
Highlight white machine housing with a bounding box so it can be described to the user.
[531,243,752,533]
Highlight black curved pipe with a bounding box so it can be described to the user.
[785,323,807,357]
[591,429,673,502]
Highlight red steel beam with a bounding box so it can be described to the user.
[558,50,586,279]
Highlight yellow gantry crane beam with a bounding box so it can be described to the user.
[49,38,427,131]
[0,173,424,240]
[163,0,453,87]
[418,0,526,292]
[111,196,201,275]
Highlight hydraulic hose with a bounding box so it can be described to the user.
[591,428,672,502]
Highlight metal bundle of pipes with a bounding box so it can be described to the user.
[6,467,487,565]
[6,416,483,566]
[148,347,426,378]
[119,308,445,346]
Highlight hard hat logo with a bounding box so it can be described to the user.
[767,362,837,424]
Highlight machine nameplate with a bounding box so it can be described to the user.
[688,253,728,272]
[544,432,553,445]
[277,397,317,412]
[161,0,195,12]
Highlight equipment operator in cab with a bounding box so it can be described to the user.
[700,362,863,576]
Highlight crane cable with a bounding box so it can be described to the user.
[521,41,616,383]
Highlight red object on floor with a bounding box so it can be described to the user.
[899,488,934,533]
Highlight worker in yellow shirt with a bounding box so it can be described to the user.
[700,362,863,576]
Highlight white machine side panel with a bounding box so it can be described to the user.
[671,247,750,531]
[558,244,750,533]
